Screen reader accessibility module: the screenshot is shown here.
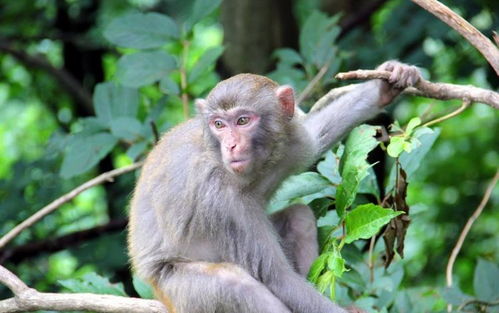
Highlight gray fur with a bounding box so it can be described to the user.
[128,62,421,313]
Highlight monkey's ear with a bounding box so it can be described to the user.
[275,85,295,119]
[195,98,208,115]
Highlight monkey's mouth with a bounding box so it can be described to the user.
[229,159,250,173]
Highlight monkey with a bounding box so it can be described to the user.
[128,61,421,313]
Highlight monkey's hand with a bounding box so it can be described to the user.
[376,60,421,107]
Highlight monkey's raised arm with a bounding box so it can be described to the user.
[303,61,421,157]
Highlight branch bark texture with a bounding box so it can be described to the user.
[335,70,499,109]
[0,265,167,313]
[411,0,499,75]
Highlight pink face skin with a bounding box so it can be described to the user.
[208,109,261,175]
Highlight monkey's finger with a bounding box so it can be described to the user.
[389,65,403,85]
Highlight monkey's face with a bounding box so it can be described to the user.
[207,108,262,175]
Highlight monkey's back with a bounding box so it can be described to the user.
[128,118,212,277]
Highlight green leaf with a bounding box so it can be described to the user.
[268,172,331,213]
[104,12,178,49]
[60,133,118,178]
[441,286,473,305]
[344,204,403,244]
[317,270,334,294]
[188,46,224,83]
[327,253,347,278]
[59,272,126,296]
[387,127,440,190]
[299,11,340,67]
[159,76,180,95]
[273,48,303,66]
[308,252,330,283]
[310,198,335,219]
[127,141,148,161]
[336,125,379,217]
[405,117,421,136]
[93,82,139,125]
[132,275,154,299]
[317,149,342,185]
[387,136,406,158]
[116,51,177,88]
[78,117,108,135]
[473,259,499,301]
[185,0,222,31]
[358,167,380,198]
[110,117,143,141]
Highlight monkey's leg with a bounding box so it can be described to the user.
[271,204,318,276]
[155,261,292,313]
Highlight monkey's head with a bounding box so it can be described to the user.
[196,74,295,177]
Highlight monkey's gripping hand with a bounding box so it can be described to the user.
[304,60,421,158]
[376,60,421,107]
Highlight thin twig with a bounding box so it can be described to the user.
[446,170,499,288]
[335,70,499,109]
[0,265,167,313]
[180,40,191,120]
[296,63,330,106]
[411,0,499,75]
[368,235,376,283]
[150,121,160,143]
[0,162,143,249]
[422,99,471,127]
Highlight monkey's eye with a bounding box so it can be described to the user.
[236,116,250,126]
[214,120,225,129]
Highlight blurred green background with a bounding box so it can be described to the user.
[0,0,497,312]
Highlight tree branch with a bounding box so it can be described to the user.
[445,170,499,288]
[335,70,499,109]
[0,265,167,313]
[411,0,499,75]
[0,218,127,264]
[421,99,471,127]
[0,162,143,249]
[296,62,330,106]
[0,38,94,112]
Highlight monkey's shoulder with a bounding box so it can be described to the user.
[138,119,205,185]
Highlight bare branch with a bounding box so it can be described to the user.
[422,99,471,127]
[446,170,499,288]
[0,218,127,264]
[411,0,499,75]
[335,70,499,109]
[309,84,358,113]
[0,265,167,313]
[0,266,29,295]
[0,162,143,249]
[296,63,330,106]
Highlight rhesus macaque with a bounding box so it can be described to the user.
[128,61,421,313]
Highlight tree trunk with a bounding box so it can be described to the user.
[220,0,298,76]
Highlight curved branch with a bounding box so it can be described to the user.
[0,265,167,313]
[446,170,499,288]
[411,0,499,75]
[0,162,143,249]
[335,70,499,109]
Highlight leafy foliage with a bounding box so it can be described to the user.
[0,1,497,313]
